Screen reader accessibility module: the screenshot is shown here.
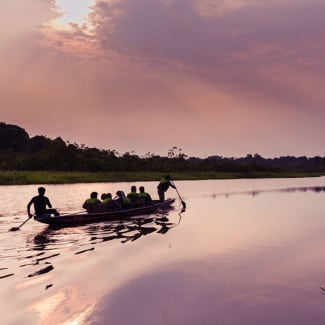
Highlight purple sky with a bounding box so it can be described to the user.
[1,0,324,157]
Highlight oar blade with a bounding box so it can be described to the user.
[9,216,32,232]
[9,227,20,232]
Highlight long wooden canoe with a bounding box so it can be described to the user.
[35,199,175,226]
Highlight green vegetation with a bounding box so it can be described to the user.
[0,170,323,185]
[0,122,324,185]
[0,171,163,185]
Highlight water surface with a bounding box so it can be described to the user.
[1,178,325,324]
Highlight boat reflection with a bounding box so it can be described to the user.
[0,210,184,289]
[33,213,182,248]
[85,215,179,245]
[23,212,182,280]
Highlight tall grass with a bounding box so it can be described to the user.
[0,170,323,185]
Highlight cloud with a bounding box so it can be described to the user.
[88,0,325,68]
[85,0,325,119]
[0,0,324,156]
[194,0,251,18]
[0,0,57,42]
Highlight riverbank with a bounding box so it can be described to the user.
[0,170,324,185]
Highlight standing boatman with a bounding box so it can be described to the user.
[157,175,176,202]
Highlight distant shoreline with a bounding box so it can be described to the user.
[0,170,324,185]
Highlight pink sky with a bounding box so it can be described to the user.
[1,0,324,157]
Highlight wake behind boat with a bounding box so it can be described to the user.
[35,199,176,226]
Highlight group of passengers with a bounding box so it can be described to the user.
[26,175,176,217]
[82,185,153,213]
[82,175,175,213]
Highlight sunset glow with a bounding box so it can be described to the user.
[1,0,324,157]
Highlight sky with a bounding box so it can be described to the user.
[1,0,324,158]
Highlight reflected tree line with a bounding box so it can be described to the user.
[210,186,325,200]
[1,122,325,173]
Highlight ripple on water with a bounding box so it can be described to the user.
[0,212,180,287]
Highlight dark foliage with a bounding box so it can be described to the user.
[0,122,30,152]
[0,122,324,173]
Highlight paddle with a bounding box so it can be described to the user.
[9,216,33,231]
[171,180,186,209]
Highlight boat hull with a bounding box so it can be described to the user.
[35,199,175,226]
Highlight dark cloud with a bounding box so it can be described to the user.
[91,0,325,69]
[87,0,325,117]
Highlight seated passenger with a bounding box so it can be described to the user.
[127,185,145,207]
[127,186,138,202]
[101,193,107,201]
[138,186,153,206]
[115,190,131,209]
[83,192,102,212]
[102,193,119,210]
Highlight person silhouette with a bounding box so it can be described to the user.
[27,187,60,218]
[157,175,176,201]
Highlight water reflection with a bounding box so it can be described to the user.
[208,185,325,199]
[0,272,14,279]
[33,213,181,247]
[0,212,183,286]
[27,265,54,278]
[1,179,325,324]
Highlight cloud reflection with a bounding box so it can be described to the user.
[86,266,325,324]
[85,210,325,324]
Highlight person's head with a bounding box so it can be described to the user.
[101,193,107,200]
[38,187,46,195]
[90,192,98,199]
[116,190,126,198]
[165,175,171,180]
[107,193,112,199]
[131,185,137,193]
[139,186,145,193]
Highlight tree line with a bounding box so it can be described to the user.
[1,122,325,174]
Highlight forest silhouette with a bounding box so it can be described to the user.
[1,122,324,174]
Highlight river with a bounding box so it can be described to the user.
[1,177,325,324]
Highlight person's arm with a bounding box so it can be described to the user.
[46,197,52,208]
[169,181,176,189]
[27,199,33,217]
